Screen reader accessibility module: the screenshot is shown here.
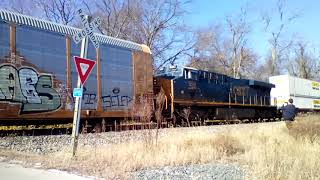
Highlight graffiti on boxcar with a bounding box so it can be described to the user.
[101,87,132,108]
[83,93,96,105]
[58,83,73,108]
[79,87,96,109]
[101,94,133,108]
[0,64,61,113]
[79,87,132,109]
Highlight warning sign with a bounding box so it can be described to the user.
[74,56,96,85]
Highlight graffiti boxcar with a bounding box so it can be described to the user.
[0,9,153,126]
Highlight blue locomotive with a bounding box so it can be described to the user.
[154,66,278,125]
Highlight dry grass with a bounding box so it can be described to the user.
[288,115,320,142]
[1,115,320,179]
[44,130,244,179]
[237,115,320,179]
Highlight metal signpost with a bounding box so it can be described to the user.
[71,9,100,156]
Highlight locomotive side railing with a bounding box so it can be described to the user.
[229,93,272,106]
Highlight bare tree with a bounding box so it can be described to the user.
[93,0,193,68]
[32,0,80,25]
[251,62,272,82]
[287,41,319,79]
[133,0,193,68]
[188,10,257,79]
[189,24,232,74]
[226,7,250,78]
[1,0,34,15]
[92,0,134,39]
[3,0,81,25]
[262,0,298,76]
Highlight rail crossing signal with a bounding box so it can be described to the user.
[72,9,101,49]
[71,9,100,157]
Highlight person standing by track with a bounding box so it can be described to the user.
[282,98,298,129]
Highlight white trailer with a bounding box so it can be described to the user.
[269,75,320,110]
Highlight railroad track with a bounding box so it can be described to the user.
[0,118,282,136]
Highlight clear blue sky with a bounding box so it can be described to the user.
[183,0,320,59]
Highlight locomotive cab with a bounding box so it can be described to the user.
[184,68,199,81]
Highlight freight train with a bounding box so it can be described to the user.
[154,66,278,125]
[0,9,278,132]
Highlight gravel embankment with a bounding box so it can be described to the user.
[0,126,226,154]
[0,123,282,154]
[0,124,263,179]
[133,164,244,180]
[0,130,160,154]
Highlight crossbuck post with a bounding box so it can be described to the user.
[71,31,88,157]
[71,9,101,157]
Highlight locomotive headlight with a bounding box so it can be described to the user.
[181,90,184,94]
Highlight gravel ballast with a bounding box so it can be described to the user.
[133,164,244,180]
[0,126,226,154]
[0,125,262,179]
[0,130,164,154]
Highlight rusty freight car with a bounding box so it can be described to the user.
[0,9,153,131]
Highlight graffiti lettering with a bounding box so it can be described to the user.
[112,87,120,94]
[19,68,41,104]
[83,93,96,104]
[24,75,61,112]
[79,87,132,109]
[0,64,61,113]
[0,65,25,102]
[101,95,111,107]
[101,95,132,108]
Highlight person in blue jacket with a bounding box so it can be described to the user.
[282,98,298,128]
